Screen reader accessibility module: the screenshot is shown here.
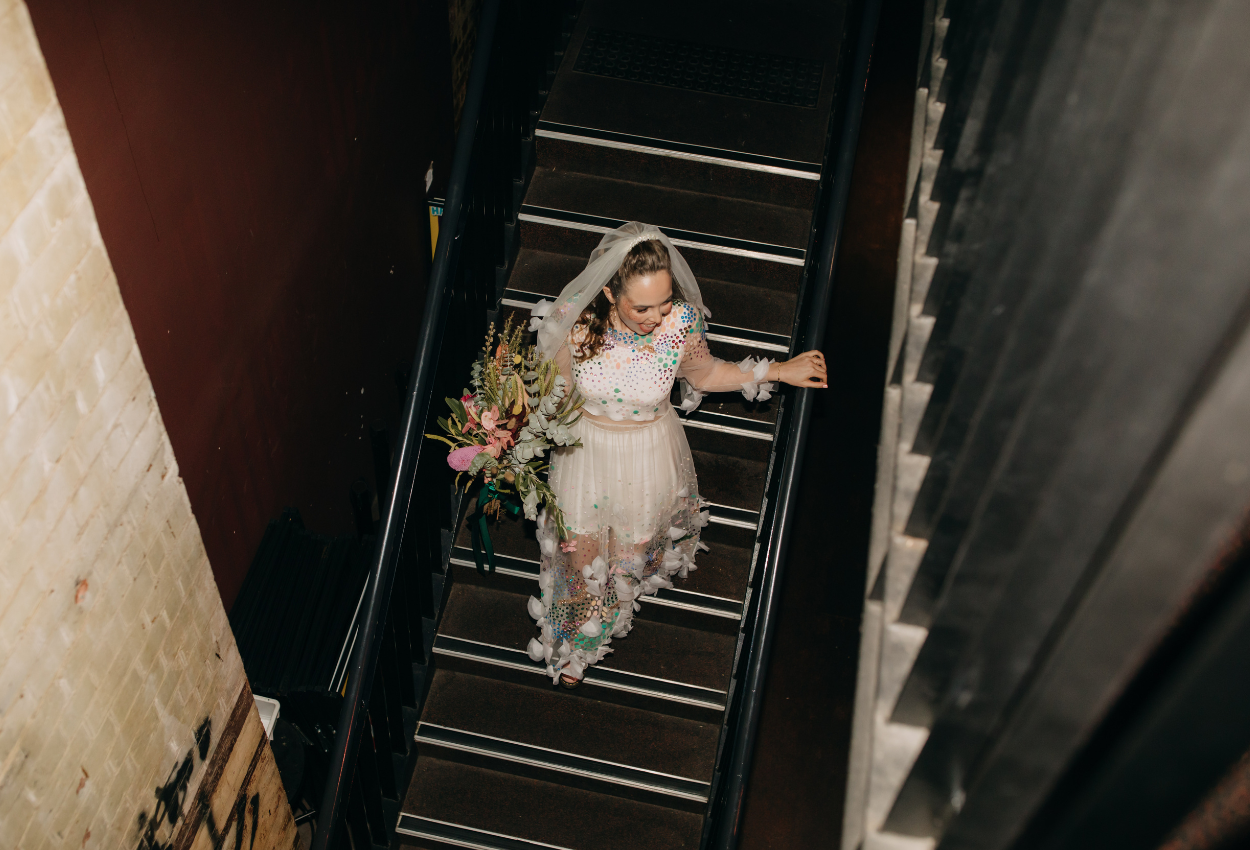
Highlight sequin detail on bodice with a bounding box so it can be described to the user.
[571,301,701,421]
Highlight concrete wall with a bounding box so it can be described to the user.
[0,2,294,847]
[842,2,944,848]
[844,0,1250,844]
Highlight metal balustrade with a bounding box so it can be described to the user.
[310,2,576,845]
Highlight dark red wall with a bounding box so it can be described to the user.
[27,0,455,609]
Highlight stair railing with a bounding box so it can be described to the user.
[310,1,572,846]
[704,0,884,846]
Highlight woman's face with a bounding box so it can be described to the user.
[606,270,673,335]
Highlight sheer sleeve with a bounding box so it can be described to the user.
[675,306,775,411]
[554,339,575,389]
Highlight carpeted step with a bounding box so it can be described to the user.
[525,167,812,253]
[415,669,717,809]
[397,757,703,849]
[534,129,820,209]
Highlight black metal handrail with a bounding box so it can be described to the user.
[311,1,570,845]
[706,0,884,846]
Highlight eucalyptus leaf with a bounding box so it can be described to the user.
[447,397,468,425]
[467,450,492,476]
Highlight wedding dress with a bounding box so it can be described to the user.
[525,223,776,683]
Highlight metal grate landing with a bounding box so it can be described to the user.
[573,27,823,108]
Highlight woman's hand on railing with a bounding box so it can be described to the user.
[771,350,827,388]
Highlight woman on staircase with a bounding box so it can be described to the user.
[526,222,827,687]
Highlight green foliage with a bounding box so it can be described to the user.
[425,318,586,537]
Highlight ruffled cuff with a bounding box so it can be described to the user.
[528,299,555,333]
[525,295,555,327]
[737,357,776,402]
[678,378,704,413]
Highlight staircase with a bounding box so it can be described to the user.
[393,1,846,847]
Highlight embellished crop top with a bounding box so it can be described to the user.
[553,301,775,422]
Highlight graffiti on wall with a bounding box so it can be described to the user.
[133,717,261,850]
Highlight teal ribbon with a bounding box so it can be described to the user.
[468,480,520,575]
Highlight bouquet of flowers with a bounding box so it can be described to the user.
[426,316,584,539]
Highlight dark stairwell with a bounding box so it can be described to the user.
[400,2,844,846]
[228,0,907,846]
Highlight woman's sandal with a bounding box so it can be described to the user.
[559,674,582,689]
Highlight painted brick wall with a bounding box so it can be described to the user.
[0,2,294,848]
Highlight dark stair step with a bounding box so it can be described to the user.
[398,757,703,849]
[689,393,780,425]
[692,448,766,512]
[435,583,733,721]
[524,167,812,255]
[677,414,774,464]
[416,669,717,809]
[534,124,820,210]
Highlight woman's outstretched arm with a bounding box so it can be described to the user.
[678,311,827,393]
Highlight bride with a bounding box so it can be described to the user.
[526,222,827,687]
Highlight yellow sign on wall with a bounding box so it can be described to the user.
[428,200,444,258]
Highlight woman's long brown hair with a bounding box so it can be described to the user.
[571,239,672,362]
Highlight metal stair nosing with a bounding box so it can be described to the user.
[414,722,710,811]
[517,205,806,266]
[535,120,823,181]
[431,634,728,716]
[396,815,575,850]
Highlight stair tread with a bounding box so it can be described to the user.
[453,506,750,602]
[438,583,735,692]
[687,394,778,424]
[508,249,797,337]
[400,757,703,849]
[421,669,719,782]
[534,132,819,210]
[525,167,812,251]
[691,449,765,511]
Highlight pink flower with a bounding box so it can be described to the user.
[482,442,503,459]
[447,445,484,471]
[461,398,479,432]
[480,405,501,432]
[560,539,578,553]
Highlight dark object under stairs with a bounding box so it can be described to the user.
[394,1,852,848]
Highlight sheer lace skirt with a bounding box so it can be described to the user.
[526,404,709,682]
